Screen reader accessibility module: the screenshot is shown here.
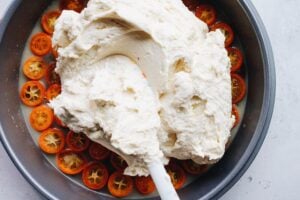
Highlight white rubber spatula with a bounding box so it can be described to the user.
[148,162,180,200]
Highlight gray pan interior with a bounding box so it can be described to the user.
[0,0,275,199]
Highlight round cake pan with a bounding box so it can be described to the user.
[0,0,275,199]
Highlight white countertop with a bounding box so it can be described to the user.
[1,0,300,199]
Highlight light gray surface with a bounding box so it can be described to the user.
[0,0,299,199]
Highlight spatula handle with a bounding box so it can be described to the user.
[148,162,180,200]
